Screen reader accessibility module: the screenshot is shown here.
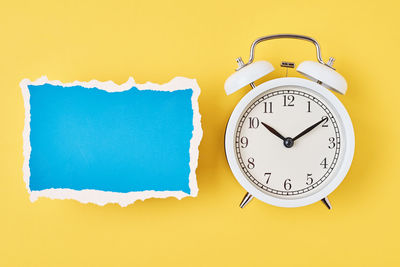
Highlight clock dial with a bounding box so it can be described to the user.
[234,86,344,199]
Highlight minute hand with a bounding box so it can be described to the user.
[292,117,328,141]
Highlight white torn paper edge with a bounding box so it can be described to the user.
[20,76,202,206]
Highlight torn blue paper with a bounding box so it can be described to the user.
[21,77,202,206]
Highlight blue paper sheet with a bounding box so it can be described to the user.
[21,77,202,206]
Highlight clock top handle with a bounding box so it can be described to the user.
[225,34,347,95]
[239,34,335,70]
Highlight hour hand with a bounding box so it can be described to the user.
[261,122,285,141]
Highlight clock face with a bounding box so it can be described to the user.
[234,85,345,199]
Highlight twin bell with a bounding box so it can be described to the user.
[224,34,347,96]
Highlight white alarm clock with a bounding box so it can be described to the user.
[224,34,355,209]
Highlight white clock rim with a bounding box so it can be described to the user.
[225,77,355,208]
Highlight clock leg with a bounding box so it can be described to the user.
[321,197,332,210]
[239,192,254,208]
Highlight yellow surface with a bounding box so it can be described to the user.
[1,0,399,266]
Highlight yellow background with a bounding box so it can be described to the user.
[1,0,399,266]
